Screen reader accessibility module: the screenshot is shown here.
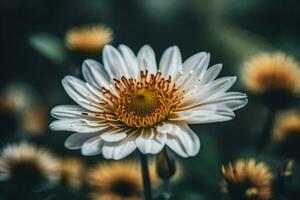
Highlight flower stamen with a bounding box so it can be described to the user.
[102,71,183,128]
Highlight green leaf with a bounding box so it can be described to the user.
[28,33,67,65]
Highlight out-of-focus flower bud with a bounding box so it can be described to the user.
[155,148,176,180]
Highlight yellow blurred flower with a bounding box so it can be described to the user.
[86,161,158,200]
[58,157,85,189]
[221,159,273,200]
[273,111,300,141]
[242,53,300,95]
[65,24,113,53]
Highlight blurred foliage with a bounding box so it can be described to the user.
[1,0,300,199]
[28,33,67,65]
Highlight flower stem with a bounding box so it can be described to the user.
[140,153,153,200]
[257,108,276,151]
[162,179,171,199]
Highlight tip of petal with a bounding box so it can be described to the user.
[49,121,58,131]
[82,58,98,67]
[103,44,113,50]
[118,44,128,50]
[62,75,76,84]
[50,106,59,118]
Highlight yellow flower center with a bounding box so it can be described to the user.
[101,71,183,128]
[126,89,160,116]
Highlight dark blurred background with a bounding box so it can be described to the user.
[1,0,300,199]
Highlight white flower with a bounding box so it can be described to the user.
[50,45,247,160]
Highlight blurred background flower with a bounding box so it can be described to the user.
[86,160,158,200]
[0,143,59,199]
[58,157,85,189]
[65,24,113,54]
[242,53,300,109]
[272,111,300,159]
[221,159,273,200]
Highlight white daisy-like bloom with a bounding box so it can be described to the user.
[50,45,247,160]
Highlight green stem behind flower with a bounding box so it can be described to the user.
[162,180,171,199]
[257,108,277,151]
[140,153,153,200]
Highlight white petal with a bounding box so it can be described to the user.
[103,45,129,79]
[118,44,140,79]
[180,76,237,109]
[137,45,157,75]
[85,83,111,99]
[135,128,166,154]
[159,46,182,78]
[158,122,200,157]
[62,76,102,112]
[82,59,110,89]
[202,92,248,111]
[102,133,137,160]
[171,105,235,124]
[100,128,128,142]
[81,136,104,156]
[51,105,91,119]
[199,64,222,85]
[64,132,100,149]
[204,76,237,94]
[49,119,109,133]
[182,52,207,72]
[179,53,210,89]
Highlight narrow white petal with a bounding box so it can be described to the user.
[182,52,207,72]
[51,105,86,119]
[64,132,100,149]
[137,45,157,75]
[49,119,109,133]
[62,76,102,112]
[103,45,129,79]
[118,44,139,79]
[135,128,166,154]
[199,64,222,84]
[102,134,137,160]
[157,122,200,157]
[159,46,182,78]
[202,92,248,110]
[100,128,128,142]
[50,105,103,120]
[82,59,110,89]
[180,76,237,109]
[179,53,210,88]
[81,136,104,156]
[206,76,237,93]
[171,105,235,124]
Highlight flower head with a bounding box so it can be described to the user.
[242,53,300,108]
[58,157,85,189]
[86,161,158,200]
[50,44,247,159]
[221,159,273,200]
[273,111,300,141]
[0,142,59,185]
[65,24,113,53]
[272,111,300,158]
